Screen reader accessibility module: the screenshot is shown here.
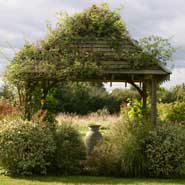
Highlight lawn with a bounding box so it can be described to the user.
[0,176,185,185]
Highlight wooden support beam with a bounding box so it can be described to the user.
[151,78,157,127]
[128,81,143,98]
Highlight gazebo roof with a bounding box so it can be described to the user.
[68,39,171,83]
[7,4,171,84]
[15,38,171,83]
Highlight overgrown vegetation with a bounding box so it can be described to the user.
[54,122,86,175]
[0,3,183,180]
[145,123,185,177]
[0,119,86,176]
[0,119,56,175]
[86,112,185,178]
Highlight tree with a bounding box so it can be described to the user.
[139,35,175,68]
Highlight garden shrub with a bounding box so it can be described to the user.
[85,107,185,178]
[166,102,185,124]
[85,111,151,177]
[0,119,56,175]
[54,122,86,175]
[158,103,171,122]
[85,138,121,176]
[158,102,185,124]
[144,123,185,178]
[117,111,185,178]
[112,115,151,177]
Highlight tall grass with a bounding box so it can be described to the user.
[56,112,120,137]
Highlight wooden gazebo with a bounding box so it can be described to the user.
[7,5,171,126]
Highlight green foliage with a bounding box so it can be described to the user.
[171,84,185,102]
[54,122,86,175]
[51,82,120,114]
[111,88,139,104]
[139,35,175,67]
[43,95,58,113]
[86,112,151,177]
[120,99,150,120]
[56,3,128,39]
[127,99,143,119]
[113,116,151,177]
[158,103,171,121]
[158,102,185,124]
[0,119,56,175]
[158,84,185,103]
[157,85,185,103]
[84,109,185,178]
[157,87,174,103]
[87,105,185,178]
[144,123,185,177]
[86,139,120,176]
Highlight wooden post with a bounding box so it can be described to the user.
[151,78,157,127]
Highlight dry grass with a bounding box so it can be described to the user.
[56,113,120,137]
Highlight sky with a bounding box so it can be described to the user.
[0,0,185,90]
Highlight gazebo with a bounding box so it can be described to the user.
[7,5,171,126]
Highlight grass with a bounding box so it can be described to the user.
[56,113,120,137]
[0,176,185,185]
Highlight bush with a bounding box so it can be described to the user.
[113,117,185,178]
[144,123,185,178]
[158,102,185,124]
[85,138,120,176]
[84,106,185,178]
[157,87,174,103]
[87,105,185,178]
[111,88,139,104]
[54,122,86,175]
[113,116,151,177]
[115,113,185,178]
[85,112,151,177]
[0,119,56,175]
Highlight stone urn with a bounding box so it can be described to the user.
[85,124,103,155]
